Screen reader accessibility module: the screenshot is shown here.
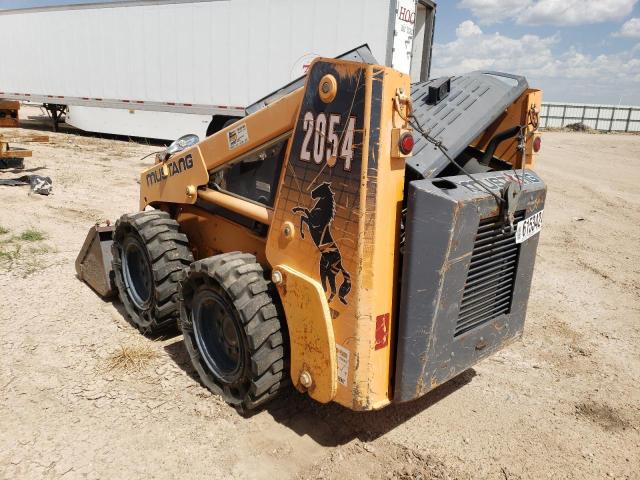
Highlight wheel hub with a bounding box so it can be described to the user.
[121,238,153,310]
[192,290,243,382]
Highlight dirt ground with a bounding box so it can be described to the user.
[1,109,639,480]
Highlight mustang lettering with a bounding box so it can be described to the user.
[146,154,194,186]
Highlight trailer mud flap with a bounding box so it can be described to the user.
[75,224,116,297]
[394,171,546,402]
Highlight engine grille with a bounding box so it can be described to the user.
[455,212,524,337]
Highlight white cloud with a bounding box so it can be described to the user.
[522,0,637,26]
[456,20,483,37]
[615,17,640,38]
[458,0,527,25]
[432,22,560,76]
[432,22,640,104]
[459,0,638,26]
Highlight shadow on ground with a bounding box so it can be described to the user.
[261,368,476,447]
[164,335,476,447]
[87,279,476,448]
[164,335,201,383]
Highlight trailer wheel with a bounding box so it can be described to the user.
[112,210,193,335]
[179,252,287,410]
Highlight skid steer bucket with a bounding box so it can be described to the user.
[75,224,116,297]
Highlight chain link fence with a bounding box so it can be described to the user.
[540,102,640,132]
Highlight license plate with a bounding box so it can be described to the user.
[516,210,543,244]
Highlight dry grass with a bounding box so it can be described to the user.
[0,240,52,276]
[107,342,159,372]
[0,227,53,275]
[21,246,54,276]
[0,242,21,264]
[18,228,46,242]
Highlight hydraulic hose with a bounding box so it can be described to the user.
[480,126,521,166]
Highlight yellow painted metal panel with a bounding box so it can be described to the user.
[472,88,543,169]
[139,146,209,209]
[357,67,410,409]
[139,88,303,210]
[266,58,410,410]
[198,89,303,172]
[266,59,368,407]
[272,265,337,403]
[175,205,268,266]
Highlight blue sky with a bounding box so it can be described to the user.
[2,0,639,104]
[432,0,640,104]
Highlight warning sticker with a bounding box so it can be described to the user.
[227,123,248,150]
[336,344,350,386]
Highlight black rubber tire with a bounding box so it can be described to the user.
[112,210,193,335]
[179,252,288,410]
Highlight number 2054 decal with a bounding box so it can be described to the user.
[300,111,356,172]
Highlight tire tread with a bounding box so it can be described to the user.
[179,251,288,410]
[112,210,193,334]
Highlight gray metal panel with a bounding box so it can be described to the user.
[244,45,378,116]
[408,71,528,179]
[417,0,436,80]
[384,0,397,68]
[394,170,546,402]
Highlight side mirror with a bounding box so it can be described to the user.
[159,134,200,161]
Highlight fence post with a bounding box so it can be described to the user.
[580,105,586,125]
[596,106,601,130]
[626,108,633,133]
[562,105,567,127]
[609,107,615,132]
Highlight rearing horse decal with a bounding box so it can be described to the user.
[293,182,352,305]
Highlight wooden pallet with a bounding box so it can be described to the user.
[0,100,19,109]
[0,134,49,144]
[0,100,20,128]
[0,119,19,128]
[0,134,49,167]
[0,148,32,159]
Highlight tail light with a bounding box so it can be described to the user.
[533,136,542,153]
[399,132,414,155]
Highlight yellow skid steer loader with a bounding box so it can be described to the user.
[76,52,545,411]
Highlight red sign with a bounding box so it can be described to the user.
[375,313,390,350]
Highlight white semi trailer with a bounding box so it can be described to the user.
[0,0,435,140]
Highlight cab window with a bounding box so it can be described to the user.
[210,136,289,207]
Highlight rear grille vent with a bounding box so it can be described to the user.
[455,212,524,337]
